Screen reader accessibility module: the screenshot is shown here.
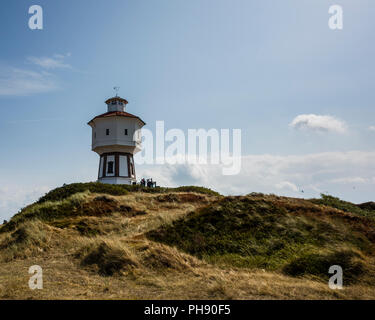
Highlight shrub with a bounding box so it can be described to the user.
[141,243,200,271]
[0,220,51,262]
[78,241,138,276]
[282,250,365,282]
[311,194,375,219]
[171,186,220,196]
[37,183,129,203]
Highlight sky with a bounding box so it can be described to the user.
[0,0,374,220]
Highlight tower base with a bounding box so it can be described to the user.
[98,177,135,185]
[97,152,136,185]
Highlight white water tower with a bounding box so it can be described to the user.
[88,95,145,184]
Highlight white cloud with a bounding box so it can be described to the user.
[328,177,370,184]
[137,150,375,201]
[27,53,72,70]
[275,181,299,192]
[0,67,58,96]
[369,126,375,131]
[0,53,72,96]
[290,114,347,134]
[0,185,50,222]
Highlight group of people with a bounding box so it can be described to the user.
[140,178,157,188]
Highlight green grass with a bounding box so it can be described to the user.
[311,194,375,219]
[2,184,373,284]
[1,183,220,234]
[0,192,115,233]
[147,196,374,282]
[37,183,220,204]
[37,183,129,204]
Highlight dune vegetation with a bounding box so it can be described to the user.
[0,183,374,300]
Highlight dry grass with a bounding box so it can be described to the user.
[1,253,374,300]
[0,189,374,300]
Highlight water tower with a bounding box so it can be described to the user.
[88,94,145,185]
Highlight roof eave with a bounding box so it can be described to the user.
[87,114,146,126]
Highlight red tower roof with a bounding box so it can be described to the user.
[105,96,128,105]
[88,111,146,126]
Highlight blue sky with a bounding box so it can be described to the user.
[0,0,374,220]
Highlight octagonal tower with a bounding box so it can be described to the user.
[88,96,145,184]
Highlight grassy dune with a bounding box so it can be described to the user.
[0,184,374,299]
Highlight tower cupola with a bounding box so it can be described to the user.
[105,96,128,112]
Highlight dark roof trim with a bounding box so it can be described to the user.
[88,111,146,126]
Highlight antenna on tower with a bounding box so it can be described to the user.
[113,86,120,97]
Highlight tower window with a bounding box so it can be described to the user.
[107,161,114,174]
[124,129,128,135]
[111,101,116,105]
[106,129,109,135]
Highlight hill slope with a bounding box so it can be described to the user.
[0,183,374,300]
